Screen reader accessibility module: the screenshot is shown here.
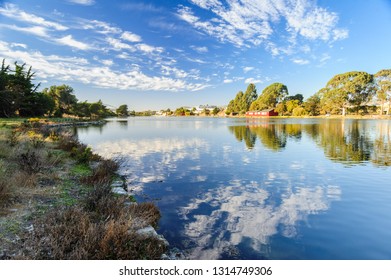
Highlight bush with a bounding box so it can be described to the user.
[0,177,12,208]
[81,159,119,186]
[16,150,43,174]
[6,129,19,147]
[27,131,45,148]
[71,145,94,164]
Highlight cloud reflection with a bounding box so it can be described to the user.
[93,137,208,192]
[179,176,341,259]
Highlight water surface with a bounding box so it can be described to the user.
[77,117,391,260]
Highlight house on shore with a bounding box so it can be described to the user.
[246,109,278,117]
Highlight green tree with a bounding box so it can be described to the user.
[226,83,257,115]
[374,69,391,115]
[303,94,321,116]
[72,101,91,118]
[43,84,77,117]
[5,61,42,116]
[212,107,220,115]
[320,71,374,115]
[116,104,129,116]
[250,82,288,111]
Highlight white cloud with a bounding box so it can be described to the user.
[56,35,91,50]
[121,31,142,43]
[80,19,121,34]
[191,45,208,53]
[243,66,254,73]
[0,3,68,31]
[223,79,233,84]
[101,59,113,66]
[292,58,310,65]
[10,42,27,49]
[107,37,135,51]
[136,43,164,54]
[178,0,348,53]
[245,77,262,84]
[0,40,208,92]
[0,24,50,37]
[67,0,95,6]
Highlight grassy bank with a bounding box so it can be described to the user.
[0,120,167,259]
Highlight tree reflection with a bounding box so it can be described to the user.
[248,124,287,151]
[229,123,303,151]
[372,121,391,167]
[313,120,373,164]
[228,126,256,149]
[227,120,391,167]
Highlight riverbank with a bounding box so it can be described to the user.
[0,121,168,259]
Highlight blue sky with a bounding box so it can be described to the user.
[0,0,390,111]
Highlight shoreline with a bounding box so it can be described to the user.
[0,121,172,260]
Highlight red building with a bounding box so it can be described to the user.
[246,109,278,117]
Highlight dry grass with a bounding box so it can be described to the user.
[0,179,12,209]
[1,125,166,260]
[28,196,165,259]
[81,159,119,186]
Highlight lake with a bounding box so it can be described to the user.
[76,117,391,260]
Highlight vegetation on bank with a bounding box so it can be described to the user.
[0,60,127,119]
[0,121,166,259]
[226,69,391,117]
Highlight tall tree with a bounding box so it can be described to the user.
[374,69,391,115]
[250,82,288,111]
[226,84,258,115]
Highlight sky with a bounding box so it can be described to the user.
[0,0,390,111]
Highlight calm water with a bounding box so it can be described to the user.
[76,117,391,260]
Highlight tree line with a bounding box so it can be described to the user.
[226,69,391,116]
[0,60,128,119]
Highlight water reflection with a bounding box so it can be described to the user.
[179,178,341,259]
[230,119,391,167]
[76,118,391,260]
[93,137,209,191]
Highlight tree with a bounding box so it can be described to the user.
[212,107,220,115]
[4,61,42,116]
[226,83,257,115]
[250,82,288,111]
[374,69,391,115]
[321,71,374,115]
[303,94,321,116]
[43,84,77,117]
[116,104,129,116]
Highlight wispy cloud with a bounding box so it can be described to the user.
[121,31,142,43]
[0,40,208,92]
[191,45,208,53]
[0,3,68,31]
[56,35,91,50]
[80,19,121,34]
[292,58,310,65]
[120,2,163,13]
[245,77,263,84]
[0,24,50,38]
[67,0,95,6]
[243,66,254,73]
[177,0,348,54]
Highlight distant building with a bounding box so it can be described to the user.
[246,109,278,117]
